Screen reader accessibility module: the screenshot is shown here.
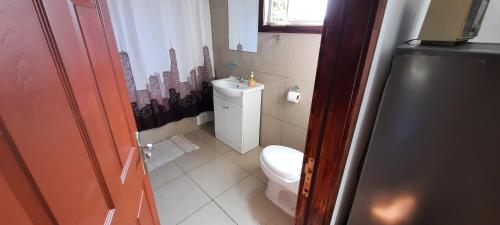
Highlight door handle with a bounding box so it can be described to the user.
[135,132,153,174]
[223,105,229,109]
[141,144,153,160]
[135,132,153,160]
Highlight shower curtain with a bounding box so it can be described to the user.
[108,0,215,131]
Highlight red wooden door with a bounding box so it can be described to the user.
[0,0,160,224]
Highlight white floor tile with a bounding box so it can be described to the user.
[199,122,215,136]
[184,130,230,155]
[188,156,249,198]
[186,128,212,141]
[266,209,295,225]
[215,176,279,225]
[150,124,277,225]
[200,136,233,154]
[153,175,211,225]
[174,146,220,172]
[183,132,211,147]
[178,202,236,225]
[252,169,269,183]
[149,161,183,189]
[224,147,263,173]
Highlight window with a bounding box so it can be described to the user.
[259,0,328,33]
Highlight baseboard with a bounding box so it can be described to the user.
[139,111,214,144]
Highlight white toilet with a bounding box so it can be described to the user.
[260,145,304,216]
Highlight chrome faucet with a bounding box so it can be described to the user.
[237,76,245,83]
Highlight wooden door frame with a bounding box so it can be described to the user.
[295,0,388,224]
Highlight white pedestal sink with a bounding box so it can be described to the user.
[211,77,264,154]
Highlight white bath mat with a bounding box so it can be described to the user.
[146,134,199,172]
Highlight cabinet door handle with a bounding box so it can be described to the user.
[222,105,229,109]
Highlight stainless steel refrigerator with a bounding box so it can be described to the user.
[347,43,500,225]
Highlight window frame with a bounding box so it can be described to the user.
[258,0,324,34]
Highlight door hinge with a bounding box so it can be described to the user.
[302,157,315,198]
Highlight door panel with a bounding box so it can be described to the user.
[213,96,226,140]
[0,0,160,224]
[95,0,142,153]
[226,101,243,148]
[0,127,54,225]
[40,0,124,202]
[136,190,155,225]
[0,173,34,225]
[0,1,111,224]
[72,4,134,165]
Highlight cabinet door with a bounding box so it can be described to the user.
[226,101,243,149]
[213,96,227,139]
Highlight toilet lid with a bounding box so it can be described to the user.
[261,145,304,181]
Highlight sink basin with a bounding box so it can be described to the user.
[212,77,264,99]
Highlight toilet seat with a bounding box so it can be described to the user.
[260,145,303,182]
[260,145,303,194]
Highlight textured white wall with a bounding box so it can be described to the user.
[331,0,500,224]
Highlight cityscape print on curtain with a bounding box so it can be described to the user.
[120,46,214,131]
[108,0,215,132]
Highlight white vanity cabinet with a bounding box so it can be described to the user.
[212,78,263,154]
[213,96,243,149]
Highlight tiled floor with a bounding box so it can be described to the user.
[150,123,294,225]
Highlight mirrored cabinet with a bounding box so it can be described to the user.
[228,0,259,52]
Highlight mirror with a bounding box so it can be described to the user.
[228,0,259,52]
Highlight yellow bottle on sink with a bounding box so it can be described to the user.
[248,71,256,87]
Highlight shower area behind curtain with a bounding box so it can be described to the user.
[108,0,215,131]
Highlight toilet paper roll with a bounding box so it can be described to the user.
[287,90,301,103]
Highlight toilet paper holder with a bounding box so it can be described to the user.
[287,86,301,103]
